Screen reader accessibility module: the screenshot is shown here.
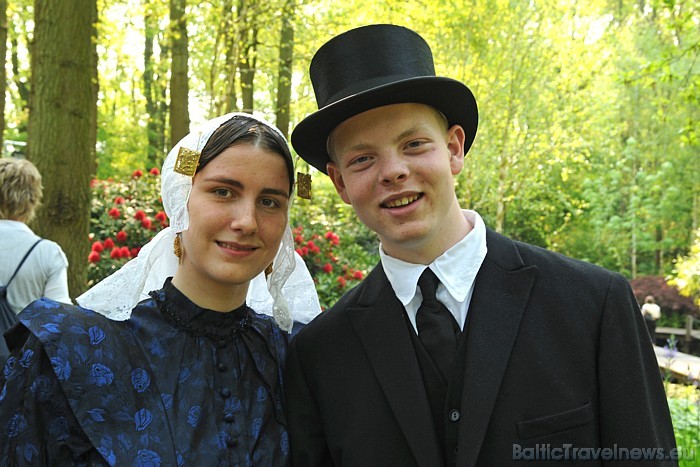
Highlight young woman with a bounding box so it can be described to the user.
[0,113,320,466]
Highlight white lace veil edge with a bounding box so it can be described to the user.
[77,112,321,332]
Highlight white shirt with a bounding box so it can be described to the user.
[0,220,71,313]
[380,210,487,333]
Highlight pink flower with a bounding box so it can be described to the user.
[88,251,101,263]
[149,167,160,176]
[322,263,333,274]
[116,230,128,242]
[114,196,126,205]
[103,238,115,249]
[132,169,143,178]
[108,208,120,219]
[353,270,364,280]
[91,241,104,253]
[109,247,122,259]
[134,210,146,221]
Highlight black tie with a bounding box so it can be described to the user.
[416,269,459,380]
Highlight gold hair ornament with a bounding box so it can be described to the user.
[297,172,312,200]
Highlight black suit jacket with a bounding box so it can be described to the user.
[285,229,677,466]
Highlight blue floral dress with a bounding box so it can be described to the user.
[0,279,291,466]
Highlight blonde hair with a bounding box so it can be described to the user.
[0,158,43,222]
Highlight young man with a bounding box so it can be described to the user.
[286,24,676,467]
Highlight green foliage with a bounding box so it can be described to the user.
[665,384,700,466]
[670,229,700,307]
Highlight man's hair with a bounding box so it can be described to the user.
[326,105,450,164]
[0,158,43,222]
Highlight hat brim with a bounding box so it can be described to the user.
[291,76,478,174]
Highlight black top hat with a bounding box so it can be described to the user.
[291,24,478,174]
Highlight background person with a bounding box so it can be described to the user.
[641,295,662,343]
[0,113,320,466]
[0,157,71,314]
[285,24,676,467]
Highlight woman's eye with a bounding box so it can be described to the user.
[213,188,232,197]
[260,198,281,208]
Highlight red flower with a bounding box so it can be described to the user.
[141,217,152,229]
[90,179,99,188]
[154,211,167,222]
[131,247,141,258]
[310,245,321,254]
[353,270,364,280]
[306,240,317,249]
[322,263,333,274]
[132,169,143,178]
[109,247,122,259]
[88,251,101,263]
[120,246,131,258]
[295,248,304,257]
[300,247,309,256]
[91,241,104,253]
[337,276,347,288]
[114,196,126,205]
[103,238,115,249]
[149,167,160,176]
[108,207,120,219]
[134,210,146,221]
[294,235,304,244]
[116,230,128,242]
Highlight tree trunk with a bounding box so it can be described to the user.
[29,0,97,298]
[0,0,7,149]
[237,0,257,114]
[144,3,166,166]
[169,0,189,147]
[274,0,294,138]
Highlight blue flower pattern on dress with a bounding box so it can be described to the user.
[0,279,293,465]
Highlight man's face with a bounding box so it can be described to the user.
[326,103,467,263]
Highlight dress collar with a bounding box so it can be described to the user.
[150,278,253,341]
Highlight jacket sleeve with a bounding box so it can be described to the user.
[0,330,96,465]
[597,272,678,465]
[284,334,335,467]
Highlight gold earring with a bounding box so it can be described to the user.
[265,262,273,278]
[173,234,182,262]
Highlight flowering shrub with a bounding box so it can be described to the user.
[87,169,167,286]
[292,225,372,310]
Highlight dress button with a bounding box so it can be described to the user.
[217,362,227,372]
[221,387,231,398]
[224,413,235,423]
[448,409,460,422]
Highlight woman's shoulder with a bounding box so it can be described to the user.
[17,298,136,352]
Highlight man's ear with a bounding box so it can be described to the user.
[447,124,466,175]
[326,162,352,205]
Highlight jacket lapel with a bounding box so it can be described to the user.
[457,230,537,466]
[347,264,444,467]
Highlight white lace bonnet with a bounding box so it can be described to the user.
[77,113,321,332]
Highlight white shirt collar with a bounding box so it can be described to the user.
[0,219,34,234]
[380,210,487,306]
